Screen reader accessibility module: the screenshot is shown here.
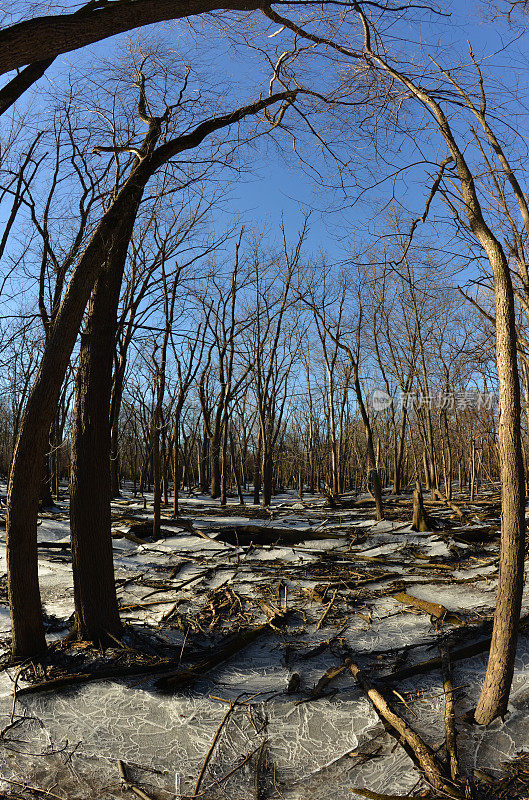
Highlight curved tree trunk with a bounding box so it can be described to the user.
[5,88,297,660]
[474,249,526,724]
[351,12,526,721]
[69,256,125,644]
[6,174,145,660]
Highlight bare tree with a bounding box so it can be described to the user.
[6,64,297,657]
[349,5,525,724]
[306,266,384,519]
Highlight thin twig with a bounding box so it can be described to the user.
[193,697,241,797]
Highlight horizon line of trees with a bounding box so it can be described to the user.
[0,226,505,514]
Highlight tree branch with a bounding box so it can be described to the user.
[0,0,263,76]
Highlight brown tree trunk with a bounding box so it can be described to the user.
[411,483,431,532]
[109,353,129,498]
[230,427,244,505]
[5,88,300,660]
[474,248,526,724]
[162,434,169,507]
[210,432,221,499]
[261,446,273,507]
[393,407,408,495]
[253,430,261,505]
[173,416,181,517]
[109,416,121,497]
[6,159,148,659]
[152,420,162,539]
[220,419,229,507]
[69,260,124,645]
[354,24,526,722]
[0,0,263,78]
[198,427,208,493]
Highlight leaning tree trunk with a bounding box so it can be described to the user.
[109,398,122,497]
[6,174,145,660]
[40,428,54,509]
[69,255,125,645]
[356,25,526,722]
[230,426,245,505]
[6,88,297,660]
[474,246,526,724]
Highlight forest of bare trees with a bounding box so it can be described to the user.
[2,0,529,797]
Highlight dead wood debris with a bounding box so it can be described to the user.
[157,611,288,693]
[393,592,465,627]
[440,645,459,782]
[118,760,156,800]
[3,489,520,799]
[385,612,529,684]
[349,661,457,795]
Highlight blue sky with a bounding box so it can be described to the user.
[3,0,529,293]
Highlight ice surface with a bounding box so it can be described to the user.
[0,489,527,798]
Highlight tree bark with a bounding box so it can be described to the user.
[474,247,526,724]
[69,259,124,645]
[6,89,295,659]
[253,432,262,505]
[352,19,526,722]
[0,0,261,76]
[411,483,431,532]
[261,445,273,507]
[210,430,222,499]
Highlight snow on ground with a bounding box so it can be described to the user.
[0,486,526,798]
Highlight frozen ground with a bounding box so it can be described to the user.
[0,485,527,798]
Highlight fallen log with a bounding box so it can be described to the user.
[449,526,499,544]
[353,791,444,800]
[385,613,529,683]
[211,525,343,547]
[112,530,147,545]
[157,612,288,692]
[315,588,338,631]
[37,541,71,550]
[349,662,458,796]
[15,651,206,696]
[392,592,464,626]
[348,554,453,571]
[113,518,216,542]
[431,490,467,523]
[118,760,155,800]
[309,658,352,699]
[193,701,238,796]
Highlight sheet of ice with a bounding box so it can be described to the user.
[0,490,524,799]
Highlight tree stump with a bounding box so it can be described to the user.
[412,483,432,532]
